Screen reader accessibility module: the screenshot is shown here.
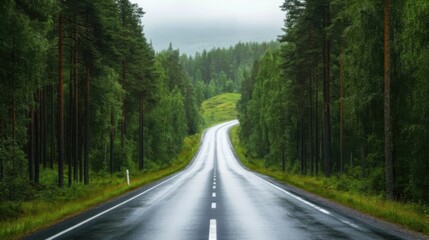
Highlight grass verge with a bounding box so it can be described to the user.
[229,125,429,236]
[0,133,201,240]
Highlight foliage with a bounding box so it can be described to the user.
[181,41,280,101]
[0,0,201,226]
[201,93,241,127]
[237,0,429,204]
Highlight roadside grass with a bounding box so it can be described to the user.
[201,93,240,127]
[0,133,201,240]
[229,125,429,236]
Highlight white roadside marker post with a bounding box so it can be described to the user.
[126,169,130,186]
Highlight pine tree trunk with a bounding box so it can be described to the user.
[43,88,47,169]
[110,111,114,174]
[35,92,40,184]
[309,75,314,175]
[315,70,319,176]
[58,10,65,188]
[138,94,144,170]
[12,90,16,175]
[339,36,345,173]
[29,110,35,182]
[50,79,55,170]
[84,68,90,184]
[323,4,331,177]
[68,47,73,187]
[121,60,126,149]
[73,25,79,182]
[384,0,394,200]
[299,82,304,174]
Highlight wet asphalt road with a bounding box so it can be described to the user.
[29,121,406,240]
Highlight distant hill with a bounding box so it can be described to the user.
[201,93,241,127]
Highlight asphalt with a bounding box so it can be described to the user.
[26,120,423,240]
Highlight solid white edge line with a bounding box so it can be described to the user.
[253,174,331,215]
[46,167,188,239]
[209,219,217,240]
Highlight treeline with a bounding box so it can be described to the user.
[238,0,429,203]
[181,41,279,104]
[0,0,200,201]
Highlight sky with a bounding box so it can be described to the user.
[131,0,285,55]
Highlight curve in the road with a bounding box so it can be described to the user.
[28,120,414,240]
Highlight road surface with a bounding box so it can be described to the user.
[29,121,410,240]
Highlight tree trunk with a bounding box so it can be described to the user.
[309,75,314,175]
[339,36,345,173]
[58,10,65,188]
[84,68,90,184]
[121,60,126,149]
[29,110,35,182]
[299,82,304,174]
[68,46,73,187]
[43,87,47,169]
[315,70,319,176]
[110,111,114,174]
[384,0,394,200]
[138,94,144,170]
[50,79,55,169]
[35,91,40,184]
[323,4,331,177]
[73,24,79,182]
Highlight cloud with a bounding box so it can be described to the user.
[133,0,284,54]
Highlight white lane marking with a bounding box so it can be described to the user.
[340,219,361,230]
[45,170,187,239]
[213,182,216,185]
[253,174,331,216]
[213,186,216,189]
[211,202,216,208]
[212,192,216,197]
[209,219,217,240]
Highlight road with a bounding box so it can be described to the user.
[29,121,408,240]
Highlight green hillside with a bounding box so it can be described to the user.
[201,93,241,127]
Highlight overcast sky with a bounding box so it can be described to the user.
[131,0,285,55]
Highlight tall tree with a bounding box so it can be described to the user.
[322,0,331,177]
[384,0,394,200]
[57,6,65,188]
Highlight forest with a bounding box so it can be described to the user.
[238,0,429,204]
[0,0,275,211]
[0,0,202,201]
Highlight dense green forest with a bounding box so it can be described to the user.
[238,0,429,203]
[0,0,201,201]
[181,41,279,103]
[0,0,277,206]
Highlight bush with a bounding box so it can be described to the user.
[0,202,22,221]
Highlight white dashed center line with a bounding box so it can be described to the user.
[212,192,216,197]
[209,219,217,240]
[211,202,216,209]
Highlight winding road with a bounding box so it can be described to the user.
[29,121,409,240]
